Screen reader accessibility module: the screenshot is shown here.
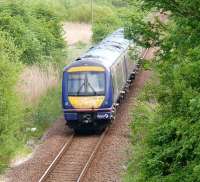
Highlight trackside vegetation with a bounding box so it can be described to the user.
[124,0,200,181]
[0,0,66,172]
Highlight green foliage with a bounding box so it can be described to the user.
[0,56,24,172]
[0,31,20,63]
[25,0,70,19]
[0,0,66,173]
[92,5,122,43]
[92,16,120,43]
[0,0,66,65]
[66,2,120,24]
[66,4,92,23]
[91,0,133,43]
[25,86,62,138]
[125,0,200,181]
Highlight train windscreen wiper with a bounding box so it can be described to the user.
[75,74,97,96]
[87,81,97,96]
[77,76,86,96]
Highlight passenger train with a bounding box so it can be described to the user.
[62,29,144,133]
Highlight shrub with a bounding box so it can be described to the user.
[92,6,121,42]
[0,0,66,65]
[66,4,92,23]
[124,0,200,181]
[27,86,62,138]
[0,57,25,172]
[0,31,20,63]
[0,0,66,172]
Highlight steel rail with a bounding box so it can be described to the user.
[38,134,74,182]
[38,128,108,182]
[77,127,109,182]
[75,48,150,182]
[38,48,149,182]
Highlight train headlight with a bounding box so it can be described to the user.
[104,100,109,106]
[65,102,69,106]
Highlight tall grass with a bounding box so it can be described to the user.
[24,86,62,139]
[17,65,59,104]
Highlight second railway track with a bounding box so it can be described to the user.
[39,128,108,182]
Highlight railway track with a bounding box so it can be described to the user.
[38,128,108,182]
[38,48,150,182]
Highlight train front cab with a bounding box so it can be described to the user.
[62,65,114,132]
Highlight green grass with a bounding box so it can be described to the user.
[25,86,62,139]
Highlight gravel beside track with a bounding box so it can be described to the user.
[44,135,102,182]
[82,49,154,182]
[5,119,73,182]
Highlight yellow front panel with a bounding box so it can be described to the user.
[68,96,105,109]
[67,66,105,73]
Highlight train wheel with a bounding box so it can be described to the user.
[112,108,117,121]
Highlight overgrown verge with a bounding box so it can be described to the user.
[0,0,66,173]
[125,0,200,181]
[24,86,62,139]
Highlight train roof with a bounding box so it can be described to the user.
[64,28,130,70]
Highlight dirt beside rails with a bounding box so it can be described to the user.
[5,118,73,182]
[81,47,155,181]
[82,70,152,182]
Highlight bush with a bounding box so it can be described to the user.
[65,1,127,43]
[92,6,121,42]
[66,4,92,23]
[0,0,66,65]
[25,0,70,19]
[25,86,62,138]
[92,20,118,43]
[0,31,20,63]
[124,0,200,181]
[0,0,66,172]
[0,57,25,172]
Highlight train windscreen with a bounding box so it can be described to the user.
[67,72,105,96]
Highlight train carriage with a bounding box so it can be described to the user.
[62,28,143,133]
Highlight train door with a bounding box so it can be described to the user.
[116,58,124,91]
[111,66,119,103]
[123,54,128,81]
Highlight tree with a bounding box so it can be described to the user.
[125,0,200,181]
